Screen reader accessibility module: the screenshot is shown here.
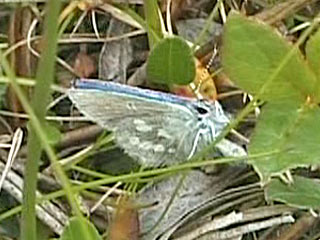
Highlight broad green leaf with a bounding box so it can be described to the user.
[249,100,320,181]
[147,36,196,85]
[60,217,101,240]
[266,176,320,209]
[222,14,318,102]
[306,27,320,80]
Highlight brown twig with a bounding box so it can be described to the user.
[255,0,317,25]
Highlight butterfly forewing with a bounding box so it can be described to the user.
[69,89,192,127]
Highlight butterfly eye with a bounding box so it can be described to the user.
[195,106,208,115]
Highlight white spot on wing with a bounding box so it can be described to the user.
[134,119,152,132]
[168,148,175,153]
[140,141,153,150]
[154,144,165,152]
[158,129,172,139]
[136,125,153,132]
[129,137,140,145]
[133,119,146,125]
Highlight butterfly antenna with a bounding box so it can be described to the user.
[189,45,219,101]
[189,82,204,100]
[206,45,218,70]
[71,78,82,88]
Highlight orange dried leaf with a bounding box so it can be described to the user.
[74,52,96,78]
[109,198,140,240]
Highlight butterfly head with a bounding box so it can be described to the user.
[191,100,229,137]
[194,100,228,120]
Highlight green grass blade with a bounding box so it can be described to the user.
[0,1,96,239]
[21,1,62,239]
[144,0,163,48]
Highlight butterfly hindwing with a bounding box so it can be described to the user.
[115,115,203,166]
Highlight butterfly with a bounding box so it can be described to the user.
[68,78,246,167]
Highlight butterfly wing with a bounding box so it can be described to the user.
[68,88,202,166]
[115,114,206,166]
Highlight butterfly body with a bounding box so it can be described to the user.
[68,79,244,166]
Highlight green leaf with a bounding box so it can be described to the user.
[306,27,320,80]
[147,36,196,85]
[222,14,318,101]
[60,217,101,240]
[43,122,62,145]
[249,100,320,181]
[26,122,61,146]
[266,176,320,209]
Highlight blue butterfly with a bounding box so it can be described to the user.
[68,78,245,166]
